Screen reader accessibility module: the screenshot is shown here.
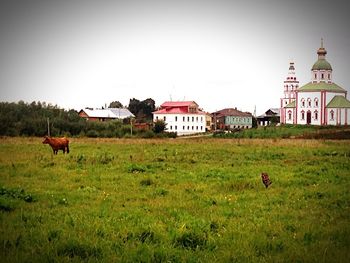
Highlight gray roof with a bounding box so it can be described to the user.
[82,108,134,119]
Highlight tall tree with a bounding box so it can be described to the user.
[127,98,155,122]
[108,101,123,108]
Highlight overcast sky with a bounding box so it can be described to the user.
[1,0,349,114]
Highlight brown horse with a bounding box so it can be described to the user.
[42,136,69,155]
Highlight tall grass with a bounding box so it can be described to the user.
[0,137,349,262]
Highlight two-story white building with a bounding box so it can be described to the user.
[153,101,206,135]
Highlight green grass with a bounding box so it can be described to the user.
[0,137,349,262]
[214,125,350,139]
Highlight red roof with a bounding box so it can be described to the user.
[160,101,198,107]
[153,108,206,115]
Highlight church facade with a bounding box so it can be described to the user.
[280,41,350,125]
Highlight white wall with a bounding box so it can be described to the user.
[327,108,350,125]
[297,92,321,125]
[153,113,206,135]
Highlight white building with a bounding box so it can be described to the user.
[153,101,206,135]
[280,40,350,125]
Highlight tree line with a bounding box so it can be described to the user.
[0,99,172,138]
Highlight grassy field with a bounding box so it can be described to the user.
[0,137,349,262]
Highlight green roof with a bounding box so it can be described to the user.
[312,59,332,70]
[326,95,350,108]
[284,101,296,108]
[298,82,346,92]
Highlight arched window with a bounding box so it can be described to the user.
[288,110,292,120]
[314,98,319,107]
[330,110,335,121]
[307,98,311,107]
[321,73,324,79]
[301,111,305,120]
[314,111,318,120]
[301,99,305,107]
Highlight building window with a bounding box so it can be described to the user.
[187,126,190,130]
[183,116,185,121]
[164,116,166,121]
[328,74,330,79]
[201,117,203,122]
[314,98,318,107]
[192,126,194,130]
[187,117,190,122]
[156,116,159,121]
[330,110,334,120]
[196,126,198,130]
[301,111,305,120]
[307,98,311,107]
[314,73,317,79]
[301,99,305,107]
[314,111,318,120]
[175,126,177,130]
[183,126,185,130]
[170,126,172,130]
[192,117,194,122]
[288,110,292,120]
[321,73,324,79]
[175,116,177,122]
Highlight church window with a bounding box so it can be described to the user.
[314,98,319,107]
[307,98,311,107]
[314,111,318,120]
[288,111,292,120]
[321,73,324,79]
[330,110,334,120]
[301,111,305,120]
[301,99,305,107]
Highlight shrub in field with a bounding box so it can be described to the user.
[57,240,102,259]
[140,178,154,186]
[128,163,147,173]
[175,231,209,250]
[0,186,35,203]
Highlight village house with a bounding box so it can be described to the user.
[256,108,280,126]
[152,101,206,135]
[79,108,134,122]
[280,40,350,125]
[212,108,253,130]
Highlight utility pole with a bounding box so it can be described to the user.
[47,118,50,137]
[130,118,133,136]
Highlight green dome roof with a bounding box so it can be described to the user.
[312,59,332,70]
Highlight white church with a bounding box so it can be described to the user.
[280,40,350,125]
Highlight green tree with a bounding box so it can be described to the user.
[153,120,166,133]
[108,101,123,108]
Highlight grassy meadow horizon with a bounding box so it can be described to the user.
[0,137,349,262]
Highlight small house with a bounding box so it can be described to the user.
[79,108,134,122]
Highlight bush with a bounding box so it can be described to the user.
[86,130,99,138]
